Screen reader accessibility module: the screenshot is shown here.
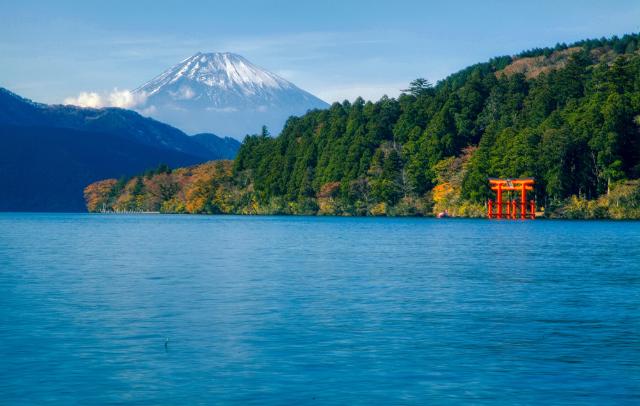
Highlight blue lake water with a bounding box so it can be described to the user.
[0,213,639,404]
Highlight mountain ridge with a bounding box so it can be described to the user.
[0,87,240,160]
[0,88,241,211]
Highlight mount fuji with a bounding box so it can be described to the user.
[133,52,329,138]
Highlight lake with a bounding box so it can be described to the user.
[0,213,639,404]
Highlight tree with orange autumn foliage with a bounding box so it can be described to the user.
[84,179,117,212]
[84,160,247,214]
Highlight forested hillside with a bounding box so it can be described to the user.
[0,88,241,211]
[87,34,640,218]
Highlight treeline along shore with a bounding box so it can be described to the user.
[85,34,640,219]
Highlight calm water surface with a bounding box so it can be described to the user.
[0,214,639,404]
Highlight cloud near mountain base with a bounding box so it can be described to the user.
[63,89,147,109]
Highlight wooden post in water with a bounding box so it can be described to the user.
[496,183,503,219]
[530,200,536,219]
[506,198,510,218]
[520,183,527,220]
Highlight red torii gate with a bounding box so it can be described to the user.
[487,178,536,219]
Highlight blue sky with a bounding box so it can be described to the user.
[1,0,639,104]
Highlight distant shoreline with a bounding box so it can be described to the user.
[3,211,640,220]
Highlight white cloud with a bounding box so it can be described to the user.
[108,88,147,108]
[63,91,103,108]
[63,88,147,109]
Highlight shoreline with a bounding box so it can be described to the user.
[3,211,640,220]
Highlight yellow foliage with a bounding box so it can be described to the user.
[317,197,338,215]
[370,202,387,216]
[161,197,186,213]
[432,182,455,204]
[430,147,477,217]
[242,197,260,215]
[184,196,205,213]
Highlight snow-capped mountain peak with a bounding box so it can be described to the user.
[137,52,295,97]
[132,52,328,137]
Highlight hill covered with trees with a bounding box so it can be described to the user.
[86,33,640,219]
[0,88,241,211]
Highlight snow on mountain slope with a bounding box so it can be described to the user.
[133,52,329,137]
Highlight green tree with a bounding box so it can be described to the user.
[402,78,433,97]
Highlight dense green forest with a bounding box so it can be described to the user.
[88,33,640,218]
